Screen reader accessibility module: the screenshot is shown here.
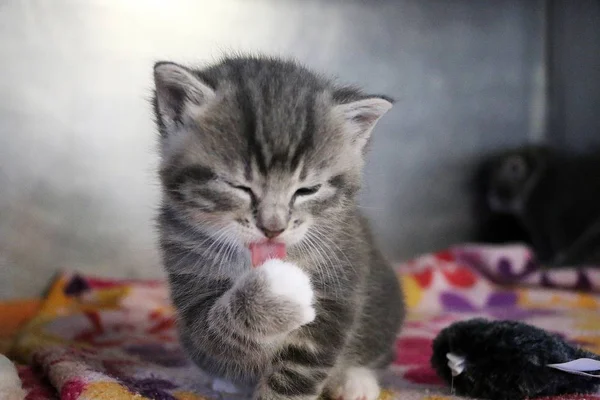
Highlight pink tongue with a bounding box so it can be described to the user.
[249,242,286,267]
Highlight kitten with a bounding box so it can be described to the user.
[473,146,600,266]
[153,56,404,400]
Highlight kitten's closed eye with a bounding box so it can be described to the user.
[229,184,256,200]
[295,185,321,197]
[233,185,253,195]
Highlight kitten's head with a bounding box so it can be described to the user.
[153,56,392,247]
[486,146,551,213]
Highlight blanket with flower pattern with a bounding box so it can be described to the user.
[2,244,600,400]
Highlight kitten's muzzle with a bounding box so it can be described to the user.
[256,204,290,239]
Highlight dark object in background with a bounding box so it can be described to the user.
[431,319,600,400]
[473,146,600,266]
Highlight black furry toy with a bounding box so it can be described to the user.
[431,319,600,400]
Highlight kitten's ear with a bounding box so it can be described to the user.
[153,62,216,130]
[334,96,393,151]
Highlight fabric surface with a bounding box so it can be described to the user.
[0,299,41,354]
[3,244,600,400]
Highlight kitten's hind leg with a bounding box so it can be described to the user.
[328,367,380,400]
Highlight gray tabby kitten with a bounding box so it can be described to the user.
[153,56,404,400]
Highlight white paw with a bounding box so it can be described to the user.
[332,367,380,400]
[260,259,316,325]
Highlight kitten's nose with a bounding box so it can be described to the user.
[256,205,289,239]
[259,226,285,239]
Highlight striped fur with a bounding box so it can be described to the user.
[153,56,404,400]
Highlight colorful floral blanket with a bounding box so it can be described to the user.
[3,244,600,400]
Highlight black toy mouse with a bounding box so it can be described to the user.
[431,319,600,400]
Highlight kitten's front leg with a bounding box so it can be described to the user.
[212,259,316,338]
[173,259,317,387]
[254,297,355,400]
[254,361,330,400]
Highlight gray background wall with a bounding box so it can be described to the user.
[546,0,600,150]
[0,0,595,299]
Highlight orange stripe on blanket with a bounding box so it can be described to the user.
[0,299,41,355]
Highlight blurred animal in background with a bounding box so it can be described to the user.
[473,145,600,266]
